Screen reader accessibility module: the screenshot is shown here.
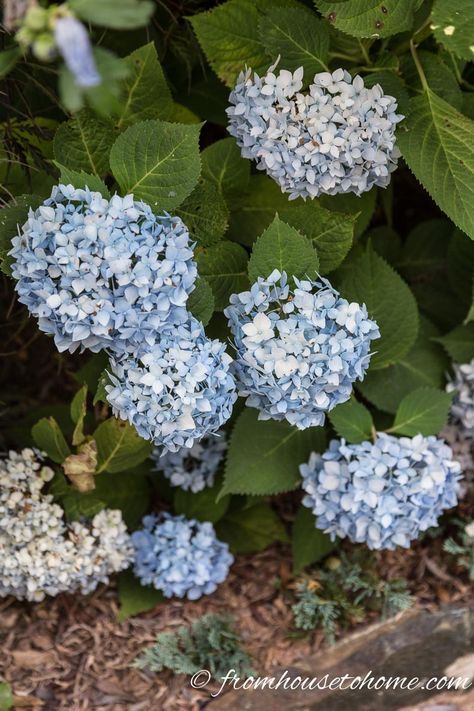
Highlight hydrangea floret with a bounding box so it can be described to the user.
[131,513,233,600]
[152,431,227,493]
[54,16,101,88]
[224,269,379,429]
[446,359,474,437]
[227,63,403,199]
[300,433,462,550]
[105,315,237,452]
[0,449,133,601]
[10,185,197,354]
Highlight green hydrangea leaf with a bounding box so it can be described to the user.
[0,47,22,79]
[195,242,249,310]
[110,120,201,211]
[398,90,474,240]
[54,111,116,176]
[0,194,41,276]
[292,506,336,575]
[400,50,463,110]
[329,398,374,444]
[117,570,164,622]
[216,501,288,554]
[432,0,474,61]
[389,387,453,436]
[0,681,13,711]
[314,0,419,39]
[358,317,449,414]
[189,0,269,87]
[248,215,319,283]
[435,322,474,362]
[259,6,329,76]
[70,0,154,29]
[319,188,376,239]
[70,385,88,447]
[201,137,250,197]
[117,43,173,129]
[54,163,110,196]
[187,277,215,326]
[176,179,229,247]
[32,417,71,464]
[340,246,419,369]
[221,408,326,497]
[94,418,152,474]
[174,480,230,524]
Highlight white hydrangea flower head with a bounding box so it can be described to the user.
[152,431,227,492]
[10,185,197,355]
[224,269,380,429]
[446,359,474,437]
[300,433,462,551]
[0,449,133,601]
[105,315,237,453]
[227,63,403,199]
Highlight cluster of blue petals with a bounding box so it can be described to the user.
[227,63,403,199]
[152,431,227,492]
[131,513,233,600]
[106,316,237,452]
[10,185,197,354]
[300,433,462,550]
[224,270,379,429]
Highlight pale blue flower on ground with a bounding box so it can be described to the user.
[227,63,403,199]
[131,513,233,600]
[224,270,379,429]
[446,359,474,437]
[10,185,197,355]
[54,16,101,87]
[152,431,227,492]
[300,433,462,550]
[105,315,237,452]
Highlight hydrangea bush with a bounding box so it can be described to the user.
[0,0,473,615]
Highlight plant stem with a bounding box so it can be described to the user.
[410,39,429,93]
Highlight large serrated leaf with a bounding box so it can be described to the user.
[173,480,229,524]
[94,418,152,474]
[0,194,41,276]
[292,506,335,575]
[329,398,374,444]
[435,322,474,362]
[432,0,474,61]
[117,43,173,129]
[339,246,419,369]
[54,163,110,196]
[176,179,229,247]
[260,6,329,77]
[32,417,71,464]
[187,277,215,326]
[389,387,453,436]
[53,111,116,177]
[216,501,288,554]
[189,0,269,87]
[109,120,201,211]
[221,408,326,497]
[196,242,249,310]
[314,0,419,39]
[248,215,319,283]
[400,50,463,110]
[398,90,474,240]
[201,137,250,197]
[117,570,164,622]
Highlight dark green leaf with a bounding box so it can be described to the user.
[32,417,71,463]
[176,179,229,246]
[329,399,374,444]
[117,570,164,622]
[201,137,250,197]
[94,418,152,473]
[314,0,419,38]
[389,387,453,436]
[435,322,474,362]
[54,163,110,195]
[54,111,116,176]
[70,0,154,29]
[187,278,215,327]
[401,50,463,110]
[174,481,230,524]
[432,0,474,61]
[196,242,249,310]
[216,502,288,554]
[292,506,335,574]
[0,47,22,79]
[0,195,41,276]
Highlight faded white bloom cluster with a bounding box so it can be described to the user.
[446,359,474,437]
[227,63,403,199]
[0,449,133,601]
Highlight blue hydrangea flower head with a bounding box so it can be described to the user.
[105,315,237,452]
[227,63,403,199]
[10,185,197,355]
[131,513,233,600]
[224,269,379,429]
[152,431,227,492]
[446,359,474,437]
[54,16,101,88]
[300,433,462,550]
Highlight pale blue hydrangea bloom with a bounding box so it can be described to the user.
[227,63,403,199]
[105,315,237,452]
[10,185,197,354]
[54,16,101,88]
[152,431,227,492]
[446,359,474,437]
[300,433,462,551]
[131,513,233,600]
[224,270,379,429]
